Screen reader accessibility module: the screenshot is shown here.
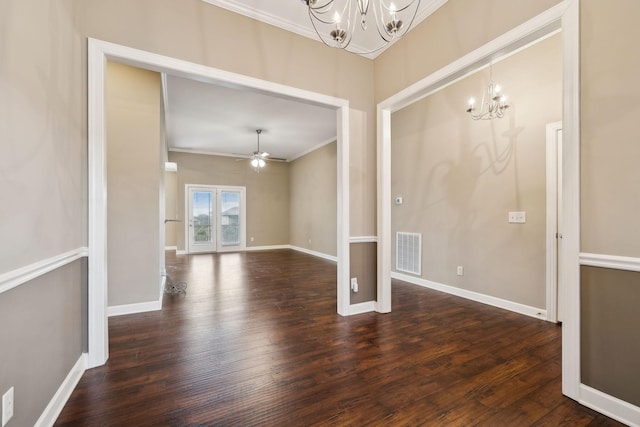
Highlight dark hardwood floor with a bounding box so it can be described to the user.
[56,250,622,426]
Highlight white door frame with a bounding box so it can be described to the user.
[185,184,247,254]
[376,0,580,400]
[546,121,562,323]
[88,39,351,368]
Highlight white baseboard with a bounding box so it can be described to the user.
[108,300,162,317]
[580,384,640,427]
[391,272,547,320]
[164,246,177,251]
[348,301,376,315]
[244,245,290,252]
[175,249,187,255]
[349,236,378,243]
[290,245,338,263]
[34,353,87,427]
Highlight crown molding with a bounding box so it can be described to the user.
[201,0,448,60]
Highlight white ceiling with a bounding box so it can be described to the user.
[166,0,448,161]
[165,75,337,161]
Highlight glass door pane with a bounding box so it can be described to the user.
[220,191,240,246]
[188,188,217,253]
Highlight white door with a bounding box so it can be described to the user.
[188,187,217,253]
[186,185,246,254]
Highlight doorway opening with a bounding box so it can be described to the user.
[377,1,580,399]
[88,39,351,369]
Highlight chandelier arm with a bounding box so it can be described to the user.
[308,9,343,47]
[308,0,337,13]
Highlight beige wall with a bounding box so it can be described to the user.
[374,0,563,102]
[580,0,640,405]
[581,0,640,257]
[289,142,337,256]
[0,1,85,273]
[165,170,178,248]
[106,61,162,306]
[390,35,562,309]
[0,1,86,425]
[169,152,290,250]
[75,0,377,238]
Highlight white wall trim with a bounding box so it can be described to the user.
[108,300,162,317]
[287,137,337,162]
[245,245,291,252]
[164,246,177,251]
[560,0,581,401]
[0,247,88,295]
[34,353,87,427]
[290,246,338,263]
[580,384,640,427]
[176,249,187,255]
[169,147,255,159]
[392,272,547,320]
[580,253,640,273]
[349,236,378,244]
[348,301,376,315]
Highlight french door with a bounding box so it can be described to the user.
[186,185,245,254]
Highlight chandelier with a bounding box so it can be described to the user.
[250,129,269,171]
[301,0,421,55]
[466,70,510,120]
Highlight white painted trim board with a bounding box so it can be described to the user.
[580,253,640,273]
[289,246,338,263]
[108,300,163,317]
[580,384,640,427]
[34,353,87,427]
[0,247,88,295]
[392,272,547,320]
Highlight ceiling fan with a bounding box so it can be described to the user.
[250,129,269,170]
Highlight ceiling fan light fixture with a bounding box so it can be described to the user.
[250,129,268,172]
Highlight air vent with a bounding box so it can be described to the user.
[396,232,422,275]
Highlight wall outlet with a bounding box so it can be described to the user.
[508,211,526,223]
[457,266,464,276]
[250,236,254,242]
[350,277,358,293]
[308,239,312,244]
[2,387,14,427]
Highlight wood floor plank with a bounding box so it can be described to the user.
[55,250,623,426]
